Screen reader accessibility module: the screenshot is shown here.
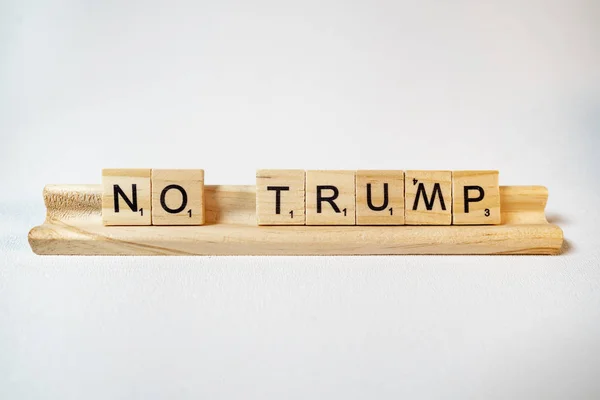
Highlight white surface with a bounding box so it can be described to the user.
[1,0,599,398]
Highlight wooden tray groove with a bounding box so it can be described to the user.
[28,185,563,255]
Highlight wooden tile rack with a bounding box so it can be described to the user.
[28,184,563,255]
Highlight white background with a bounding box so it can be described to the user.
[2,0,599,398]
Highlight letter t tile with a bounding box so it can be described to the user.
[256,169,305,225]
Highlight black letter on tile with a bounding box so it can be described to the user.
[113,184,138,213]
[160,184,188,214]
[366,183,389,211]
[267,186,290,214]
[463,186,485,213]
[412,183,446,211]
[316,185,340,213]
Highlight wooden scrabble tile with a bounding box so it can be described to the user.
[102,169,152,226]
[355,170,405,225]
[256,169,305,225]
[452,170,501,225]
[306,170,355,225]
[151,169,205,225]
[404,170,452,225]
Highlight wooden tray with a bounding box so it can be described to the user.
[28,185,563,255]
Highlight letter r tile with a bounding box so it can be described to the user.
[256,170,305,225]
[306,170,355,226]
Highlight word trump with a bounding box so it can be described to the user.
[256,170,501,226]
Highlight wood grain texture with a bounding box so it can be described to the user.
[404,170,452,225]
[151,169,205,225]
[28,184,563,255]
[102,169,151,226]
[356,170,405,225]
[306,170,356,226]
[452,170,501,225]
[256,169,305,225]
